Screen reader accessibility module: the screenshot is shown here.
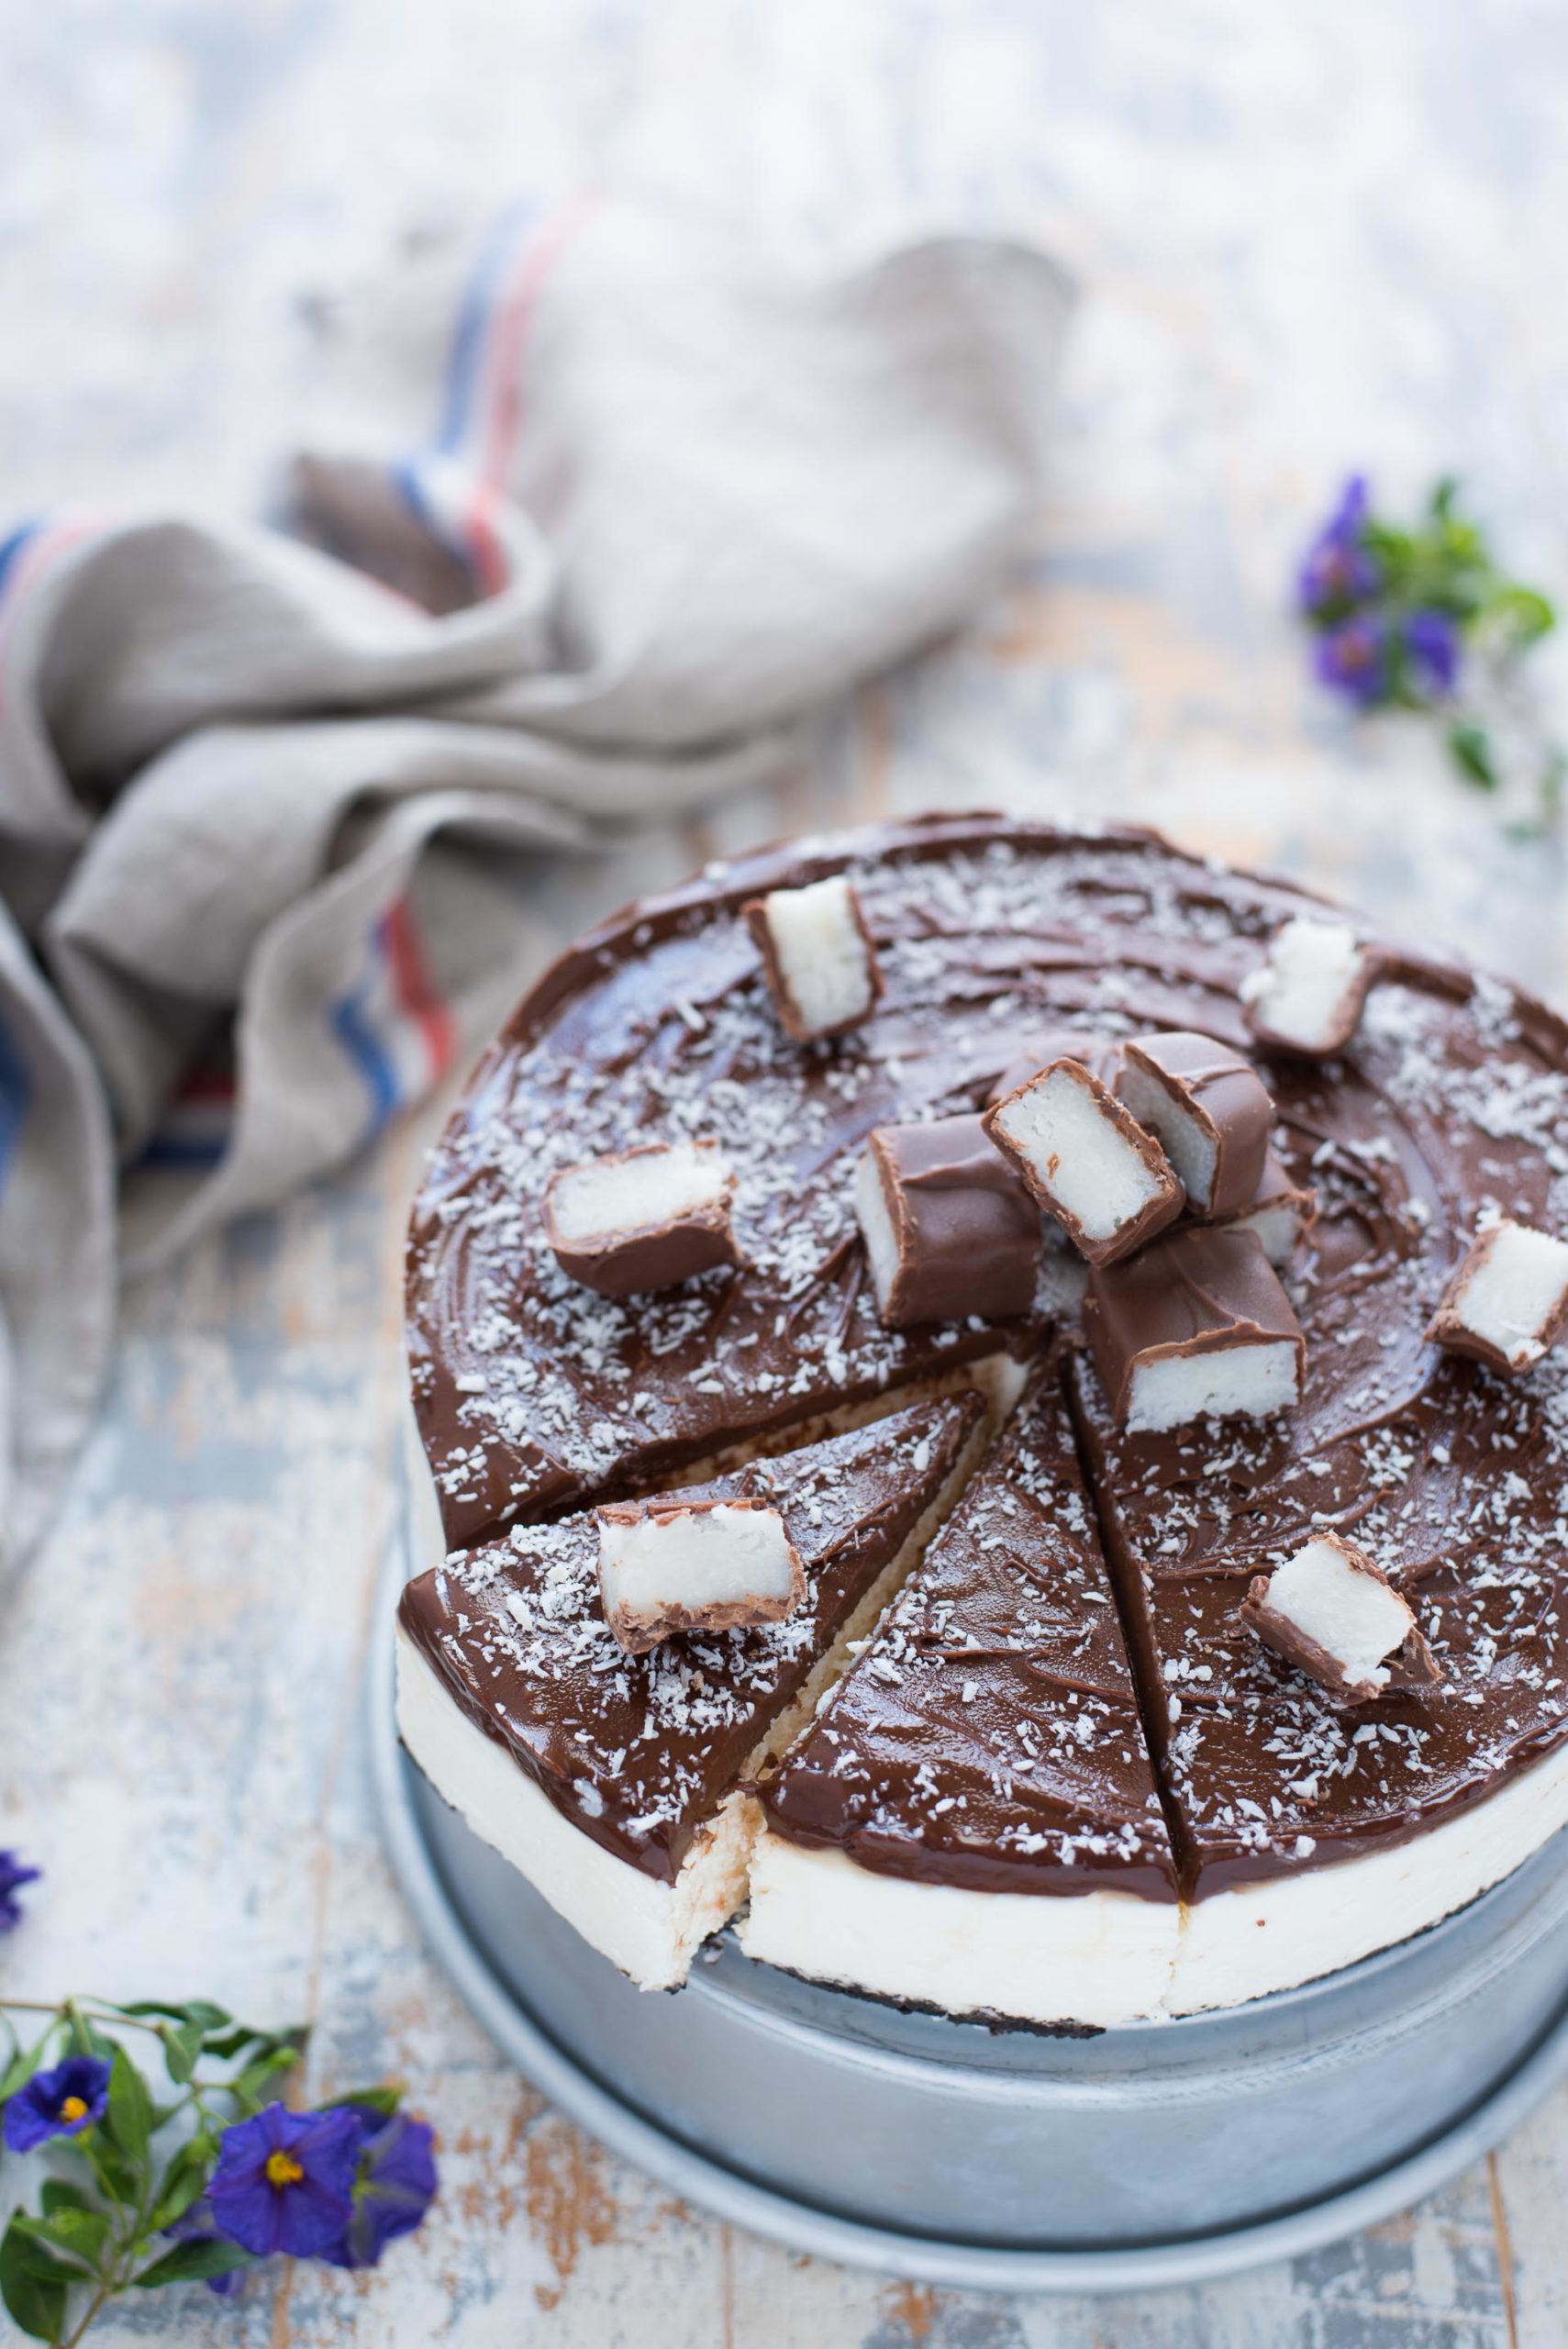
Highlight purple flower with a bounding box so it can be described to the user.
[3,2055,111,2153]
[327,2107,439,2269]
[1405,607,1460,696]
[163,2201,252,2298]
[1315,614,1389,707]
[0,1851,39,1932]
[1298,475,1380,617]
[207,2104,362,2260]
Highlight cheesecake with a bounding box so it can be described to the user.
[402,814,1568,2023]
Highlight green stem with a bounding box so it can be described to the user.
[54,2274,116,2349]
[0,2002,166,2040]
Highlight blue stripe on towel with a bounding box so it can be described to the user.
[435,197,535,455]
[0,1013,33,1204]
[137,1132,229,1171]
[328,944,402,1141]
[0,519,41,607]
[389,200,537,568]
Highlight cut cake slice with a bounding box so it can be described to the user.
[743,1360,1181,2027]
[396,1389,987,1990]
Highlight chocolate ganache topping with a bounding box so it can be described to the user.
[408,813,1568,1903]
[399,1392,984,1883]
[758,1355,1177,1901]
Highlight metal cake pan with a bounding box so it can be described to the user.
[373,1522,1568,2291]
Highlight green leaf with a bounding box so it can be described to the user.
[38,2183,91,2221]
[13,2207,111,2275]
[161,2018,206,2086]
[1430,474,1461,521]
[200,2027,261,2063]
[106,2045,154,2167]
[131,2237,252,2288]
[1488,582,1556,646]
[230,2043,303,2115]
[149,2134,217,2232]
[62,2004,115,2063]
[81,2129,141,2207]
[0,2218,71,2342]
[318,2083,401,2119]
[1447,719,1499,791]
[117,1999,231,2032]
[0,2028,59,2105]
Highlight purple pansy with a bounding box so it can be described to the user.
[207,2104,363,2260]
[1315,613,1389,707]
[0,1850,39,1932]
[328,2106,439,2269]
[3,2054,111,2153]
[1405,607,1460,696]
[1298,474,1380,617]
[163,2200,252,2298]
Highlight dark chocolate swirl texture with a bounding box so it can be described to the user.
[407,813,1568,1899]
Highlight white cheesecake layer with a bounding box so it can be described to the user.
[740,1837,1182,2027]
[1173,1732,1568,2012]
[396,1631,756,1991]
[742,1731,1568,2025]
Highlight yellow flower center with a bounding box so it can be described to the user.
[60,2097,89,2124]
[265,2150,306,2190]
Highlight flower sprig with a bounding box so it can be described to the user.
[0,1996,436,2344]
[1298,475,1563,829]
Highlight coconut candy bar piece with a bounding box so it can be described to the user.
[596,1497,806,1653]
[854,1115,1040,1330]
[744,875,884,1041]
[1218,1143,1317,1267]
[1240,914,1379,1056]
[1427,1219,1568,1374]
[983,1058,1183,1267]
[1084,1225,1306,1433]
[543,1141,738,1299]
[1240,1532,1440,1708]
[1116,1031,1273,1219]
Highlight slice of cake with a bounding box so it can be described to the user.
[742,1362,1180,2027]
[396,1390,987,1990]
[1068,1350,1568,2012]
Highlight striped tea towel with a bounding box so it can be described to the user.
[0,200,1074,1575]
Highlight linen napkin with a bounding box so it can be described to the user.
[0,198,1074,1575]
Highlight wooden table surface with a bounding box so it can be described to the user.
[6,2,1568,2341]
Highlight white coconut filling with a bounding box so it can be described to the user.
[548,1142,728,1244]
[395,1632,756,1990]
[1260,1539,1414,1688]
[854,1149,903,1317]
[1449,1219,1568,1368]
[993,1068,1167,1243]
[742,1731,1568,2024]
[1240,915,1367,1049]
[760,876,874,1034]
[1118,1062,1218,1209]
[1230,1199,1306,1268]
[1126,1340,1300,1434]
[598,1504,801,1629]
[739,1837,1182,2029]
